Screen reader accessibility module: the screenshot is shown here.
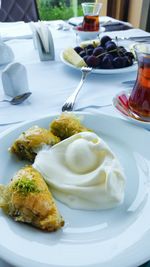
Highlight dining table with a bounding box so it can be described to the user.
[0,16,150,267]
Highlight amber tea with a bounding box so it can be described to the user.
[129,45,150,119]
[81,2,102,32]
[82,15,99,32]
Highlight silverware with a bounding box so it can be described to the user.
[62,67,92,112]
[75,103,112,111]
[56,23,70,31]
[56,23,63,30]
[115,36,150,42]
[0,92,32,105]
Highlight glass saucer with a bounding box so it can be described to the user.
[73,26,105,41]
[113,90,150,130]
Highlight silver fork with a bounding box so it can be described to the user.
[62,66,92,112]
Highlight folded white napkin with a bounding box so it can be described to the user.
[2,62,29,97]
[30,21,55,61]
[0,62,65,125]
[0,42,14,66]
[31,21,49,53]
[0,22,32,41]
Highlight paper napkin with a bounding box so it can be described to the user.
[0,42,14,66]
[30,21,55,61]
[2,62,29,97]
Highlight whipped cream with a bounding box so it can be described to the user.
[33,132,125,210]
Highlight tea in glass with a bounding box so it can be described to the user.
[81,2,102,32]
[128,44,150,120]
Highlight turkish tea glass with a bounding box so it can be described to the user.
[81,2,102,32]
[128,43,150,121]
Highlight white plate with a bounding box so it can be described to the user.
[113,90,150,130]
[68,16,83,26]
[60,51,137,74]
[0,112,150,267]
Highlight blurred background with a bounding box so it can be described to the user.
[37,0,150,32]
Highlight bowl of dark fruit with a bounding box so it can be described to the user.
[62,35,137,74]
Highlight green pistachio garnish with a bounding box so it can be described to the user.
[13,177,40,195]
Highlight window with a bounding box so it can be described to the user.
[37,0,87,20]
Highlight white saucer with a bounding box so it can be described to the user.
[73,26,105,41]
[113,90,150,130]
[68,16,83,26]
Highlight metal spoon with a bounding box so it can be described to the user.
[0,92,32,105]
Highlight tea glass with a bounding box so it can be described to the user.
[81,2,102,32]
[128,43,150,121]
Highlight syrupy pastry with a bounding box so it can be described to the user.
[10,125,60,162]
[0,166,64,231]
[50,112,90,140]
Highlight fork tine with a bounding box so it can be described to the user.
[81,66,92,72]
[62,103,72,112]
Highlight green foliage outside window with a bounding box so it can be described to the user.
[37,0,83,20]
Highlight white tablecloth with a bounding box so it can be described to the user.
[1,18,150,129]
[0,17,150,267]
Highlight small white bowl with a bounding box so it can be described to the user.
[73,26,105,41]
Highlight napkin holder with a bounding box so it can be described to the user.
[0,43,14,66]
[35,28,55,61]
[2,62,29,97]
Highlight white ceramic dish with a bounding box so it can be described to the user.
[73,26,105,41]
[113,90,150,130]
[60,51,137,74]
[0,112,150,267]
[68,16,84,26]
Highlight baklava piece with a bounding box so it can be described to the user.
[10,125,60,162]
[0,166,64,231]
[50,112,89,140]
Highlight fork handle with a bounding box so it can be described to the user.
[0,99,9,103]
[65,71,89,108]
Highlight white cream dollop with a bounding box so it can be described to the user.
[33,132,125,210]
[65,138,98,174]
